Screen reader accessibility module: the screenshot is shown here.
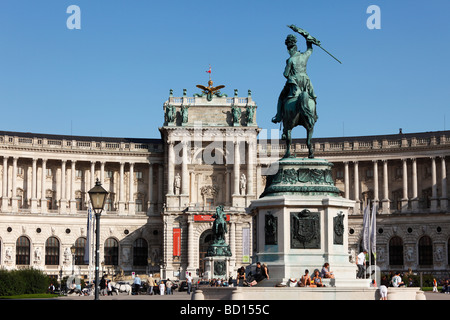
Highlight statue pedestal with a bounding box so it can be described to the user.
[249,158,367,287]
[204,256,232,280]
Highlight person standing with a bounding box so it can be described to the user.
[133,274,141,295]
[100,275,107,296]
[159,280,165,295]
[186,272,193,294]
[433,278,438,292]
[147,274,155,295]
[166,278,173,295]
[356,250,367,279]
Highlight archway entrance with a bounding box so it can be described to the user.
[199,230,213,278]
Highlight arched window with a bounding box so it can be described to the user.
[389,236,404,266]
[74,237,88,265]
[133,238,148,266]
[418,236,433,266]
[16,236,30,265]
[45,237,60,265]
[104,238,119,265]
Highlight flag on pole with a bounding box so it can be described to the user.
[370,203,377,259]
[362,204,370,252]
[206,65,211,74]
[84,206,93,264]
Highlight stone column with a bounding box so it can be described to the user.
[187,216,194,272]
[441,156,448,210]
[30,158,38,212]
[11,157,18,212]
[181,142,189,195]
[229,219,236,269]
[344,162,350,199]
[158,164,164,211]
[430,157,438,212]
[100,161,105,185]
[381,160,390,213]
[247,141,254,196]
[40,158,47,214]
[180,141,189,208]
[2,157,8,211]
[353,161,360,212]
[90,161,96,189]
[225,169,231,206]
[411,158,419,212]
[233,141,240,196]
[189,171,196,206]
[118,162,125,213]
[60,160,67,214]
[373,160,379,206]
[401,159,409,212]
[70,160,77,214]
[147,163,154,213]
[128,162,135,214]
[167,141,175,195]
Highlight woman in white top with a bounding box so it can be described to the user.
[159,281,165,295]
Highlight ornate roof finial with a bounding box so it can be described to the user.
[195,65,226,101]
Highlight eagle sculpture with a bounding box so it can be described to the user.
[195,80,226,101]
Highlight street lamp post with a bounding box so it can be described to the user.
[88,179,108,300]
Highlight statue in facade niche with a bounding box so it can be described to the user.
[174,173,181,195]
[240,173,246,195]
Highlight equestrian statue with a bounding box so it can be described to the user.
[272,25,341,159]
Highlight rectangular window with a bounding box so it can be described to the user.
[135,199,143,212]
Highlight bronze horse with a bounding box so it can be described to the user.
[281,89,317,159]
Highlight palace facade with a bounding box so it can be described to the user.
[0,87,449,280]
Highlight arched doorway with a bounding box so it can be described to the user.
[199,230,213,278]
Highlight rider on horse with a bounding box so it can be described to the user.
[272,26,318,127]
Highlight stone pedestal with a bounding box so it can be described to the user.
[204,256,232,280]
[249,158,366,287]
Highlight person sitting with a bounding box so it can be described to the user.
[321,263,335,279]
[312,269,324,287]
[299,269,311,287]
[391,272,404,287]
[237,266,246,286]
[245,262,269,286]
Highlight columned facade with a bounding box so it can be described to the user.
[0,89,449,280]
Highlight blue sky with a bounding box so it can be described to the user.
[0,0,449,140]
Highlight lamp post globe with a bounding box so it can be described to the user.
[88,179,108,300]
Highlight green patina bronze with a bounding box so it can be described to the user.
[261,158,341,198]
[272,25,340,159]
[206,205,232,257]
